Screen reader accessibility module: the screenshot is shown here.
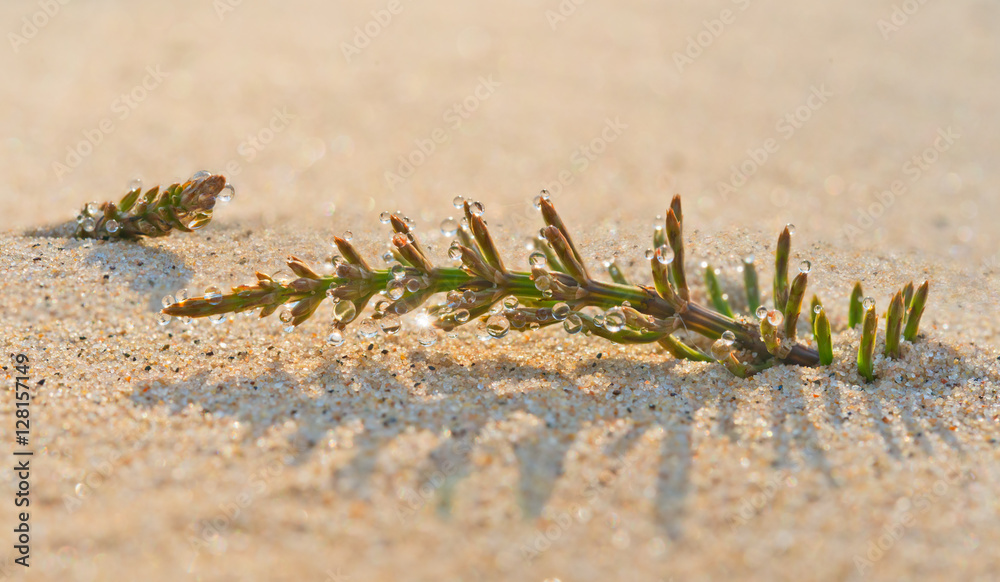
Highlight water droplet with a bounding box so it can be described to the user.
[279,309,294,323]
[604,307,626,332]
[358,318,379,338]
[656,246,674,264]
[85,202,100,216]
[374,299,390,315]
[469,201,485,216]
[387,280,405,300]
[755,306,769,319]
[380,211,392,224]
[382,251,394,263]
[161,295,175,308]
[452,196,465,208]
[767,310,784,326]
[380,314,402,335]
[105,219,120,233]
[721,330,736,346]
[711,339,733,361]
[210,313,226,325]
[204,286,223,306]
[593,314,606,328]
[156,312,171,326]
[744,254,755,265]
[406,278,421,293]
[813,304,824,314]
[863,296,876,310]
[418,327,437,346]
[799,260,811,274]
[534,275,551,291]
[446,290,463,305]
[644,248,655,260]
[326,330,345,346]
[463,290,477,304]
[486,314,510,338]
[528,322,540,330]
[503,296,519,309]
[343,231,353,241]
[333,301,357,323]
[786,223,796,235]
[533,195,543,209]
[213,182,233,204]
[510,311,527,328]
[191,170,212,180]
[552,303,570,320]
[529,251,547,267]
[440,217,458,236]
[390,264,406,280]
[563,313,583,334]
[81,217,96,233]
[454,309,470,323]
[128,178,142,191]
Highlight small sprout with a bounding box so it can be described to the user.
[903,280,929,341]
[884,291,905,359]
[813,306,833,365]
[809,294,823,327]
[783,271,808,341]
[773,226,791,312]
[665,197,688,301]
[703,264,734,318]
[857,302,878,382]
[848,282,864,328]
[742,255,761,314]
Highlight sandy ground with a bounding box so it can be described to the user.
[1,0,999,580]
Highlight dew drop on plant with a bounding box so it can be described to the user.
[454,309,470,323]
[470,202,485,216]
[799,260,811,274]
[418,327,437,346]
[593,314,606,328]
[374,299,389,315]
[161,295,175,308]
[533,195,543,209]
[440,217,458,236]
[333,300,357,323]
[156,312,171,326]
[390,264,406,280]
[382,251,394,263]
[529,322,540,330]
[503,296,519,309]
[552,303,570,320]
[380,314,402,335]
[721,330,736,346]
[463,289,476,304]
[279,309,294,323]
[863,296,876,310]
[81,217,96,233]
[343,230,353,241]
[387,280,405,300]
[645,248,655,260]
[447,290,462,305]
[406,279,421,293]
[767,310,784,326]
[529,251,547,267]
[486,314,510,338]
[786,223,795,235]
[656,245,674,264]
[744,254,755,265]
[204,286,223,306]
[86,202,100,216]
[604,307,626,332]
[174,289,188,302]
[510,311,527,328]
[542,290,553,299]
[219,183,235,203]
[452,195,464,208]
[755,306,769,319]
[128,178,142,191]
[191,170,212,180]
[814,304,824,314]
[358,318,379,338]
[105,219,120,233]
[380,211,391,224]
[534,275,551,291]
[210,313,226,325]
[711,339,733,361]
[537,308,552,321]
[563,313,583,334]
[326,330,345,346]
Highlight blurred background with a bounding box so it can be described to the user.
[1,0,997,265]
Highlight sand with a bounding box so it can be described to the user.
[1,1,999,580]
